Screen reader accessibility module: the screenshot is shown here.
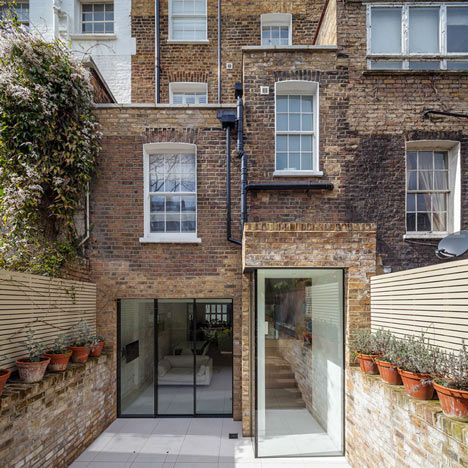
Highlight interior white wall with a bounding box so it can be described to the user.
[28,0,135,103]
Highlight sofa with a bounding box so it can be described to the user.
[157,355,213,386]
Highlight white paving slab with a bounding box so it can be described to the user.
[69,418,350,468]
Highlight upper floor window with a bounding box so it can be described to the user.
[405,141,461,238]
[261,13,292,46]
[169,0,207,42]
[169,82,208,105]
[0,1,29,26]
[368,4,468,71]
[274,81,321,176]
[81,2,114,34]
[141,143,200,243]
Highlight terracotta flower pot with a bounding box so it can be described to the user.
[68,346,90,364]
[433,381,468,422]
[89,340,105,358]
[376,359,402,385]
[0,369,11,397]
[357,353,379,375]
[43,352,71,372]
[16,357,50,383]
[398,368,434,400]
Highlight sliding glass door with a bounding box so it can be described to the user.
[118,299,233,417]
[256,269,344,457]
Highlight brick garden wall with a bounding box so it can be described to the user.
[346,368,468,468]
[0,356,113,468]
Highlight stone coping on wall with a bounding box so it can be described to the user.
[348,366,468,449]
[0,355,107,412]
[244,222,377,233]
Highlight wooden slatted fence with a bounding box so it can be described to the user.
[0,269,96,370]
[371,259,468,351]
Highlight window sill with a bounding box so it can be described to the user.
[273,170,324,177]
[404,232,448,240]
[139,234,202,244]
[70,34,117,41]
[167,40,209,45]
[363,70,468,76]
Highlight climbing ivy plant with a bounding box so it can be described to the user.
[0,23,100,276]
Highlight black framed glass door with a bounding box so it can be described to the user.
[118,298,233,417]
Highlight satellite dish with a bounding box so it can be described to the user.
[435,230,468,259]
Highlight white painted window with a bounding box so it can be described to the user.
[405,141,461,238]
[169,0,207,42]
[81,2,114,34]
[140,143,200,243]
[261,13,292,46]
[0,1,29,26]
[169,82,208,105]
[367,4,468,71]
[274,81,321,176]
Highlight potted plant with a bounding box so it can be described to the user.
[0,355,11,397]
[89,335,105,357]
[396,334,439,400]
[43,334,72,372]
[16,327,50,383]
[375,332,403,385]
[351,329,381,375]
[432,344,468,421]
[67,320,92,363]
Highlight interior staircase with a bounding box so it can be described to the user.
[265,339,306,409]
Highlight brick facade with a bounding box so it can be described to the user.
[89,0,468,447]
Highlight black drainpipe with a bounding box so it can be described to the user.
[235,83,248,231]
[217,109,241,246]
[217,0,222,103]
[155,0,161,103]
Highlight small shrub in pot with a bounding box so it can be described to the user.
[433,343,468,421]
[89,335,105,357]
[396,334,440,400]
[43,334,72,372]
[67,320,92,363]
[16,327,50,383]
[375,334,404,385]
[351,329,381,375]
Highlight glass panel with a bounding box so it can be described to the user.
[276,153,287,170]
[409,8,439,54]
[418,172,433,190]
[408,61,441,70]
[158,300,195,415]
[371,7,402,54]
[195,301,233,414]
[370,61,403,70]
[407,213,416,231]
[407,152,417,170]
[417,212,431,231]
[289,153,300,170]
[94,22,104,33]
[447,61,468,70]
[277,96,288,113]
[434,171,448,190]
[417,193,430,212]
[447,7,468,53]
[120,299,155,415]
[407,193,415,211]
[433,212,447,231]
[277,136,287,152]
[257,269,344,457]
[407,171,417,190]
[289,114,301,131]
[276,114,288,131]
[301,153,313,170]
[418,152,433,170]
[434,152,447,170]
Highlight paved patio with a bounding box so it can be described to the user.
[69,418,350,468]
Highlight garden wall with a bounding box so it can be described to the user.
[0,269,96,370]
[0,355,114,467]
[346,367,468,468]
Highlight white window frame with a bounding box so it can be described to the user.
[168,0,208,43]
[366,3,468,70]
[169,82,208,105]
[404,140,461,239]
[79,0,115,35]
[274,80,322,177]
[260,13,292,47]
[140,142,201,244]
